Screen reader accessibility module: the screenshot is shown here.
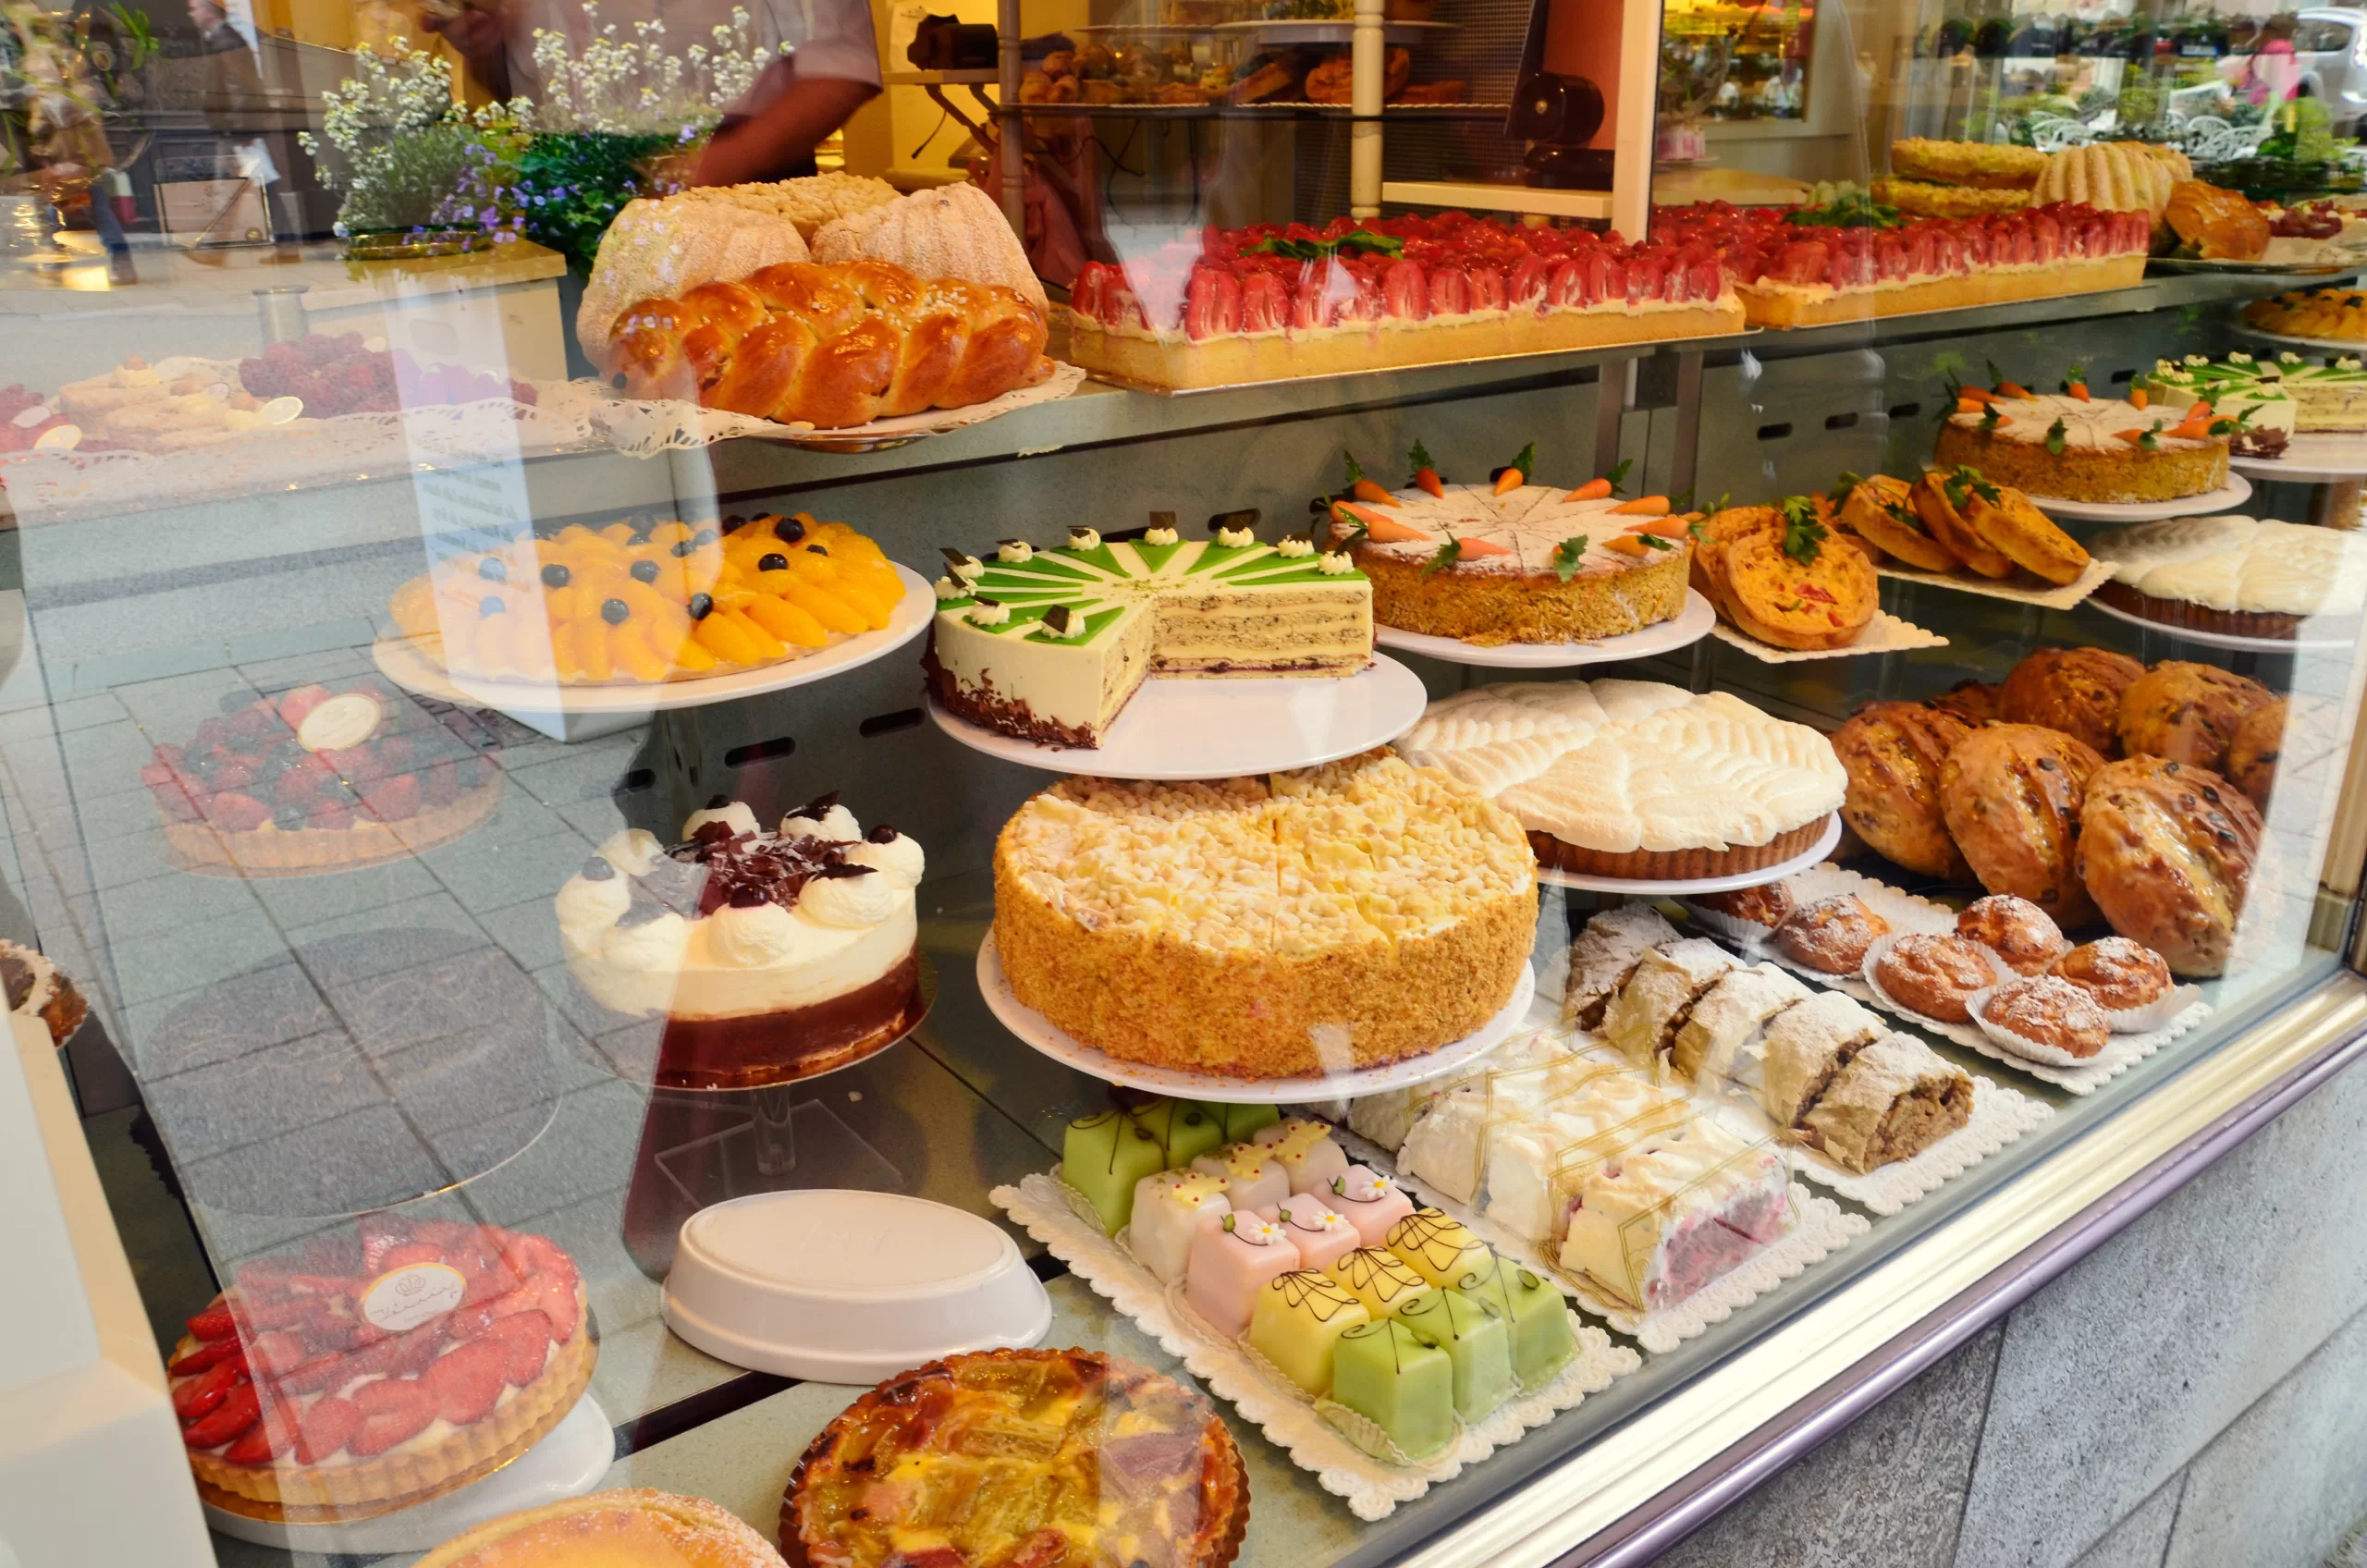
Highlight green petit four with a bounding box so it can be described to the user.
[1386,1207,1493,1288]
[1457,1254,1575,1390]
[1399,1289,1515,1423]
[1333,1318,1455,1460]
[1327,1247,1441,1321]
[1131,1097,1225,1170]
[1248,1270,1370,1397]
[1196,1101,1282,1143]
[1061,1109,1171,1234]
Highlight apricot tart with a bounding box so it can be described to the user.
[780,1349,1246,1568]
[166,1216,593,1517]
[388,512,905,686]
[141,678,504,876]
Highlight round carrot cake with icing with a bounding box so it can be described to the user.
[1328,474,1690,644]
[993,749,1536,1078]
[1932,391,2227,503]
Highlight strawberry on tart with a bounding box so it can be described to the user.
[166,1216,593,1518]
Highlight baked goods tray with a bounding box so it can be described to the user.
[2149,256,2361,276]
[1057,324,1752,398]
[590,363,1086,456]
[2234,325,2367,354]
[372,564,936,716]
[1683,864,2213,1095]
[1708,610,1946,663]
[1331,1124,1867,1355]
[993,1172,1637,1521]
[1872,555,2116,612]
[2084,594,2360,654]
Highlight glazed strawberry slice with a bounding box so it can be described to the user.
[484,1310,552,1386]
[167,1334,244,1376]
[172,1358,245,1421]
[293,1395,362,1464]
[528,1272,578,1341]
[221,1407,298,1467]
[247,1330,309,1378]
[180,1381,261,1450]
[186,1302,239,1341]
[423,1339,509,1425]
[347,1378,436,1457]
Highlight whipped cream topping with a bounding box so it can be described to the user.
[780,798,862,841]
[683,800,761,839]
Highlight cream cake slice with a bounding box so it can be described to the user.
[924,516,1372,747]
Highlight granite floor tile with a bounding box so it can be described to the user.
[233,646,372,692]
[225,616,376,668]
[376,1024,561,1138]
[462,787,577,849]
[1955,1063,2367,1568]
[506,1185,668,1338]
[46,692,127,732]
[141,1028,391,1163]
[67,642,230,697]
[178,1103,455,1219]
[476,894,568,974]
[552,793,638,845]
[2071,1475,2185,1568]
[453,1077,652,1222]
[1653,1322,2002,1568]
[124,959,337,1075]
[424,1099,566,1198]
[246,855,441,931]
[500,735,653,808]
[68,781,171,837]
[92,871,265,943]
[2164,1304,2367,1568]
[109,668,262,734]
[299,888,487,960]
[580,1315,743,1434]
[418,828,599,914]
[104,908,293,1006]
[58,718,156,785]
[81,826,178,890]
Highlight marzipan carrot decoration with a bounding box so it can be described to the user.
[1609,495,1671,516]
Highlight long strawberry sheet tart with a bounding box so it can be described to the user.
[1654,201,2153,329]
[1063,213,1746,389]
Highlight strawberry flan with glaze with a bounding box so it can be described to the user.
[166,1216,593,1516]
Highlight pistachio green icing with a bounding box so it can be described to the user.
[933,539,1364,647]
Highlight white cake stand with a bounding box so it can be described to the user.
[2020,474,2252,522]
[202,1393,612,1553]
[1375,590,1717,668]
[1535,813,1845,894]
[2084,595,2359,654]
[2229,434,2367,483]
[927,655,1429,778]
[977,931,1535,1102]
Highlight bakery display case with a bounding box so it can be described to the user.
[6,0,2367,1562]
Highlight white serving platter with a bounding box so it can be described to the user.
[2228,432,2367,483]
[1536,813,1844,895]
[2085,594,2361,653]
[928,653,1429,778]
[1375,589,1716,668]
[977,930,1534,1102]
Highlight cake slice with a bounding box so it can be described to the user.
[1757,990,1887,1129]
[1600,938,1743,1066]
[1796,1033,1974,1173]
[1561,903,1683,1028]
[1556,1119,1791,1312]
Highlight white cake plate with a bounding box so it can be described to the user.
[2018,474,2251,522]
[977,930,1535,1102]
[1375,590,1716,668]
[2233,325,2367,355]
[202,1394,611,1552]
[374,562,935,718]
[2085,595,2360,653]
[2229,434,2367,483]
[927,655,1429,778]
[1537,813,1845,894]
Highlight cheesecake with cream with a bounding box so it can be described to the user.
[557,793,924,1087]
[924,515,1373,748]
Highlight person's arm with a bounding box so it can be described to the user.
[421,6,513,102]
[690,76,877,186]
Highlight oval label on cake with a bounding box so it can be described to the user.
[9,404,51,429]
[31,423,80,452]
[361,1261,467,1332]
[260,396,303,425]
[298,692,384,753]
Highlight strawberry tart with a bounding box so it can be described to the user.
[166,1215,593,1518]
[1655,201,2151,329]
[141,678,505,876]
[1063,212,1743,390]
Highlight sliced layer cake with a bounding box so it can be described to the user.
[925,512,1372,746]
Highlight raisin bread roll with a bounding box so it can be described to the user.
[2223,697,2287,811]
[2116,661,2274,774]
[1830,702,1975,880]
[1940,723,2104,927]
[2075,755,2263,976]
[1928,680,2002,725]
[1998,647,2145,757]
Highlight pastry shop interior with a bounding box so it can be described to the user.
[10,0,2367,1562]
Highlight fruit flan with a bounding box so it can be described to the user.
[1932,376,2230,504]
[141,678,504,876]
[166,1216,592,1516]
[1325,446,1691,644]
[558,795,925,1089]
[388,512,905,686]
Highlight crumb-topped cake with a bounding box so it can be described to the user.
[1396,679,1846,881]
[1932,378,2230,504]
[1324,444,1691,644]
[167,1217,591,1515]
[2091,515,2367,638]
[926,514,1373,747]
[993,750,1536,1078]
[558,794,925,1088]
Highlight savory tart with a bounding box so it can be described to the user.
[780,1350,1247,1568]
[1696,499,1877,651]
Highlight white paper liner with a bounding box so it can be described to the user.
[1677,900,1788,948]
[1698,1076,2054,1216]
[1965,984,2114,1068]
[590,362,1085,455]
[1858,931,2014,1031]
[2098,983,2206,1034]
[992,1173,1637,1521]
[1871,555,2116,611]
[1331,1127,1868,1356]
[1708,610,1947,663]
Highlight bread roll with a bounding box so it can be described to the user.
[2116,660,2274,773]
[1831,702,1975,880]
[1940,723,2104,926]
[1929,680,2002,725]
[2075,755,2263,976]
[2223,697,2286,810]
[578,195,812,372]
[1998,646,2145,756]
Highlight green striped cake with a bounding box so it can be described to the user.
[923,515,1373,747]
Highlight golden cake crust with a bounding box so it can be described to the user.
[1734,254,2145,329]
[1355,542,1689,644]
[1527,813,1834,882]
[416,1489,788,1568]
[1932,421,2227,505]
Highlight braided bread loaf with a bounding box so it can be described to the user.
[604,259,1052,429]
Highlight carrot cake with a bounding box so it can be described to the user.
[1932,386,2228,504]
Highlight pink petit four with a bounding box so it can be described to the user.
[1328,1164,1416,1246]
[1255,1194,1360,1272]
[1184,1212,1303,1337]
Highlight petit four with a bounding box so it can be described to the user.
[1247,1271,1371,1396]
[1329,1166,1416,1245]
[1063,1109,1175,1234]
[1398,1290,1515,1421]
[1455,1253,1576,1390]
[1186,1212,1304,1336]
[1134,1098,1228,1169]
[1327,1247,1441,1320]
[1193,1143,1293,1212]
[1870,934,1998,1023]
[1131,1170,1233,1283]
[1956,894,2068,977]
[1387,1208,1493,1289]
[1254,1119,1350,1194]
[1203,1101,1282,1143]
[1773,895,1891,975]
[1557,1120,1791,1311]
[1332,1319,1456,1460]
[1259,1195,1361,1272]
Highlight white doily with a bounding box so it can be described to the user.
[592,361,1087,456]
[1872,555,2116,612]
[1710,1076,2054,1217]
[993,1173,1637,1521]
[1709,610,1947,663]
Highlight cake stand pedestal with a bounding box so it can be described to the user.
[201,1394,612,1553]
